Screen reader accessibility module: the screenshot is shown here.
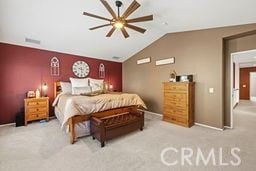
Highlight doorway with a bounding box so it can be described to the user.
[230,49,256,128]
[250,72,256,101]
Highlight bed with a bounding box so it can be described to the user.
[53,82,146,144]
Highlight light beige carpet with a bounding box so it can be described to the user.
[0,105,256,171]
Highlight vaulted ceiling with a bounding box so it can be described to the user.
[1,0,256,62]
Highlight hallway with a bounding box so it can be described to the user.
[233,100,256,127]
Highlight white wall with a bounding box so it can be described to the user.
[250,72,256,101]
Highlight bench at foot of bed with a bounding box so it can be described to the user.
[90,110,144,147]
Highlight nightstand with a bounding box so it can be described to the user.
[24,97,49,126]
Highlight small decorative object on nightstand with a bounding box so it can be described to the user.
[24,97,49,126]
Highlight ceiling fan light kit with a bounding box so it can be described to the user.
[114,21,124,29]
[83,0,153,38]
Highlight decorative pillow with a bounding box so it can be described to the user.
[72,86,92,95]
[60,82,72,94]
[89,78,104,92]
[81,90,104,96]
[70,78,89,95]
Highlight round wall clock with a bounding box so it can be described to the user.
[72,61,90,78]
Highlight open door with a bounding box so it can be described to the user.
[250,72,256,102]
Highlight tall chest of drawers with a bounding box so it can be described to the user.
[24,97,49,126]
[163,82,195,127]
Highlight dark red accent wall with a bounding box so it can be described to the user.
[0,43,122,125]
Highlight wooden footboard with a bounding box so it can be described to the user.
[68,106,140,144]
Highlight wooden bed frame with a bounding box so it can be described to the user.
[54,82,140,144]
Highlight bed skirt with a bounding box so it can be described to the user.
[54,107,90,138]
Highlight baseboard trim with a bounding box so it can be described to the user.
[224,126,232,129]
[195,122,224,131]
[140,110,162,117]
[0,123,15,128]
[49,116,56,120]
[233,103,238,109]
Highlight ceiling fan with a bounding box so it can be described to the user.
[83,0,153,38]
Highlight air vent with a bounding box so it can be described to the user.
[25,38,41,45]
[112,56,121,60]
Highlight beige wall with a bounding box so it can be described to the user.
[224,34,256,126]
[123,23,256,129]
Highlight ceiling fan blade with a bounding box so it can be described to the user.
[122,0,141,19]
[106,27,116,37]
[83,12,112,22]
[126,15,153,23]
[100,0,117,19]
[125,24,146,33]
[90,24,112,30]
[121,27,129,38]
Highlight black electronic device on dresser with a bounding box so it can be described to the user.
[176,75,193,82]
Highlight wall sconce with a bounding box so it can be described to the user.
[42,82,48,97]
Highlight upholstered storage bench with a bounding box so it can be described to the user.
[90,111,144,147]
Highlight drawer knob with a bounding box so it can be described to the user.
[37,109,39,111]
[37,102,39,105]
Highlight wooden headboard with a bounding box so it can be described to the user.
[54,82,62,98]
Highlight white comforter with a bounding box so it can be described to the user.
[52,92,147,128]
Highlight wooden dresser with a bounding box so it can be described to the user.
[163,82,195,127]
[24,97,49,126]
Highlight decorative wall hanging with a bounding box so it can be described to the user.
[137,57,151,65]
[50,57,60,76]
[99,63,105,78]
[156,57,175,66]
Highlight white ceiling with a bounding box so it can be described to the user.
[1,0,256,62]
[233,50,256,68]
[239,62,256,68]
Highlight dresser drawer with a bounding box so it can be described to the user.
[164,84,188,92]
[27,113,47,121]
[164,108,188,117]
[164,115,188,125]
[27,100,47,107]
[164,101,188,109]
[164,95,187,103]
[27,107,48,114]
[164,93,187,99]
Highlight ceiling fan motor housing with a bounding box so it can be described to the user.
[115,1,123,8]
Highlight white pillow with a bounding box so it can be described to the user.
[72,86,92,95]
[89,78,104,92]
[70,78,89,94]
[60,82,72,94]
